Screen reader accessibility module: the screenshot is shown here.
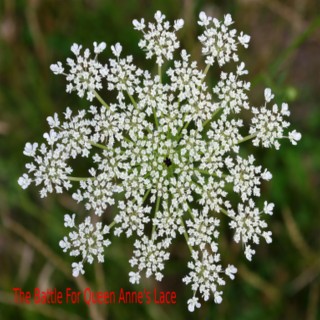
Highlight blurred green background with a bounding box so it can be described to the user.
[0,0,319,319]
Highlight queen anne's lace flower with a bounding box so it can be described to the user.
[59,215,111,276]
[18,10,301,311]
[198,12,248,66]
[50,42,108,101]
[129,235,170,282]
[228,199,273,260]
[183,250,226,304]
[133,11,184,66]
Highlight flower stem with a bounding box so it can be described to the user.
[152,195,161,237]
[180,217,193,254]
[94,90,110,109]
[143,189,151,203]
[108,220,116,229]
[67,176,95,181]
[158,64,162,83]
[176,119,191,141]
[203,64,210,76]
[218,206,230,218]
[194,168,226,178]
[153,108,159,129]
[203,108,221,128]
[237,133,257,144]
[127,92,138,109]
[90,141,109,150]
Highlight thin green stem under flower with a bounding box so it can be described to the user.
[152,195,161,237]
[203,64,210,76]
[153,108,159,130]
[203,108,221,128]
[127,92,138,109]
[158,64,162,83]
[108,220,116,229]
[67,176,95,182]
[218,206,231,218]
[180,217,193,254]
[237,133,257,144]
[143,189,151,203]
[194,168,226,178]
[90,141,109,150]
[94,90,110,109]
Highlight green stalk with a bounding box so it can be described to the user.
[90,141,109,150]
[202,108,221,128]
[143,189,151,203]
[153,108,159,129]
[237,133,257,144]
[67,176,95,181]
[152,195,161,237]
[127,92,138,109]
[158,64,162,83]
[203,64,210,76]
[94,90,110,109]
[108,220,116,229]
[180,217,193,254]
[218,206,231,218]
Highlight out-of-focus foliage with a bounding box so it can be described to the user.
[0,0,319,319]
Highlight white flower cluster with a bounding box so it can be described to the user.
[249,88,301,149]
[198,12,250,66]
[50,42,108,101]
[59,214,111,277]
[129,235,170,282]
[228,200,273,261]
[18,11,301,311]
[183,249,237,311]
[133,11,184,65]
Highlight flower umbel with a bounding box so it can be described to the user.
[19,10,301,311]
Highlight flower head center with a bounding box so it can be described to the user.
[163,157,172,167]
